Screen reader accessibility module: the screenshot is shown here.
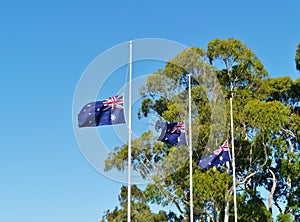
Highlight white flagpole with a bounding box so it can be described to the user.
[230,96,237,222]
[188,73,193,222]
[127,40,133,222]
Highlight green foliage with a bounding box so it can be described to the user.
[291,77,300,105]
[165,47,206,81]
[101,38,300,221]
[207,38,268,91]
[264,76,300,107]
[100,185,172,222]
[245,100,290,133]
[235,193,273,222]
[276,213,295,222]
[193,168,231,220]
[265,76,293,103]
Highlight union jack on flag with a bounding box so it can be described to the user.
[171,122,185,134]
[157,122,187,146]
[197,139,231,169]
[214,139,229,155]
[78,94,126,127]
[103,94,124,111]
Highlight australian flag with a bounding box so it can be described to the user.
[157,122,187,146]
[78,94,126,127]
[197,140,231,169]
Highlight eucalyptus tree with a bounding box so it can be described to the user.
[262,76,300,221]
[207,38,274,221]
[102,39,300,221]
[105,46,231,221]
[100,185,176,222]
[207,38,300,221]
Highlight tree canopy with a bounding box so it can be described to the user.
[101,38,300,222]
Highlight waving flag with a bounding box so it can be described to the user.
[78,94,125,127]
[197,139,230,169]
[157,122,187,145]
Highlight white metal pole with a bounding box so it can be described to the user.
[188,74,193,222]
[230,97,237,222]
[127,40,133,222]
[224,164,230,222]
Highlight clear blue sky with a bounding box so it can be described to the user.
[0,1,299,221]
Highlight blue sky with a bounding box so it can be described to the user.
[0,1,299,221]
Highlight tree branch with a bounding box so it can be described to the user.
[261,141,269,167]
[237,171,258,185]
[204,209,216,222]
[173,200,185,215]
[273,199,283,214]
[268,168,277,214]
[282,128,295,153]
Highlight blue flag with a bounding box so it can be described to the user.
[157,122,187,146]
[78,94,125,127]
[197,140,230,169]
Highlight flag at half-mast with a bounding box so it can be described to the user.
[197,139,230,169]
[157,122,187,146]
[78,94,126,127]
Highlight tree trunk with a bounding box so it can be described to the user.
[268,168,276,214]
